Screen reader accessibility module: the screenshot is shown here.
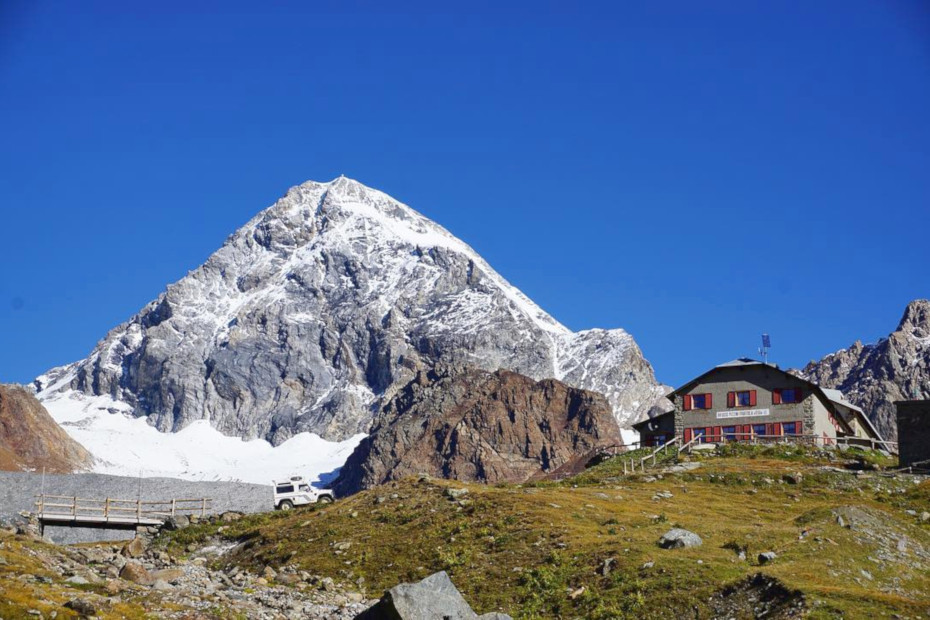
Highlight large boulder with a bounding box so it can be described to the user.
[118,561,153,585]
[335,365,622,496]
[658,528,703,549]
[355,571,511,620]
[120,537,147,558]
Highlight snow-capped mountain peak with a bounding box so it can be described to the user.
[36,177,664,481]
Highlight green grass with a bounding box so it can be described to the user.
[2,445,925,619]
[158,446,930,619]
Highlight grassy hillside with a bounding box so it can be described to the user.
[162,445,929,619]
[1,445,926,619]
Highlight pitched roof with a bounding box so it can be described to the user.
[665,359,891,441]
[715,358,777,369]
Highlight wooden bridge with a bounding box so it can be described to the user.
[34,495,212,533]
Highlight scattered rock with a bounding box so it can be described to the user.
[600,557,615,577]
[65,575,89,585]
[64,599,97,616]
[783,473,803,485]
[658,528,703,549]
[151,568,184,583]
[162,515,190,531]
[120,537,146,559]
[709,573,806,618]
[151,579,173,591]
[220,511,243,522]
[119,561,153,586]
[758,551,777,565]
[355,570,512,619]
[444,488,469,499]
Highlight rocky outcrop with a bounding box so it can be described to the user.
[0,384,92,473]
[35,177,665,445]
[798,300,930,440]
[333,365,621,495]
[356,571,511,620]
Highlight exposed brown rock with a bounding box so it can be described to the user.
[334,365,621,495]
[0,384,93,473]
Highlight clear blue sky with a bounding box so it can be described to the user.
[1,1,928,388]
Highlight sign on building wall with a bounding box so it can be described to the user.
[716,408,770,419]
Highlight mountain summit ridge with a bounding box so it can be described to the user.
[36,177,664,449]
[798,299,930,440]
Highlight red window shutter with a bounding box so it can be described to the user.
[766,423,773,436]
[727,392,735,408]
[772,389,782,405]
[683,395,693,411]
[705,393,713,408]
[743,425,751,439]
[713,426,721,442]
[684,428,692,443]
[749,390,757,407]
[794,388,802,403]
[774,423,782,436]
[796,420,803,435]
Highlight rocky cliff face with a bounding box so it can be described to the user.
[36,177,664,444]
[333,365,621,495]
[798,299,930,441]
[0,384,93,473]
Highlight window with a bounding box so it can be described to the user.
[723,426,737,441]
[752,424,767,437]
[276,484,294,494]
[773,388,803,404]
[298,484,311,492]
[683,393,712,410]
[693,428,706,443]
[728,390,757,407]
[782,422,797,435]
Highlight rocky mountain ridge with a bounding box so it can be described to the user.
[798,299,930,441]
[36,177,665,446]
[333,365,621,496]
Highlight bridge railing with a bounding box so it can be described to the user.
[34,495,212,520]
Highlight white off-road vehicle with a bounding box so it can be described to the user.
[273,476,334,510]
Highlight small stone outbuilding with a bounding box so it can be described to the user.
[895,400,930,468]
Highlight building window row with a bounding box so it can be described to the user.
[684,421,803,443]
[682,387,804,411]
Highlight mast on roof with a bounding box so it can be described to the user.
[759,333,771,364]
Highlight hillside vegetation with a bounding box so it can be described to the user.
[166,445,929,619]
[1,445,927,619]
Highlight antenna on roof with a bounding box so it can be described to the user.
[759,333,771,364]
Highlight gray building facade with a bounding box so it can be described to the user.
[635,359,882,447]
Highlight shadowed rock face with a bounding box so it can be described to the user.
[0,384,92,473]
[333,365,621,496]
[35,177,665,444]
[798,299,930,441]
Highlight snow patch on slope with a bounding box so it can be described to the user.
[41,391,363,486]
